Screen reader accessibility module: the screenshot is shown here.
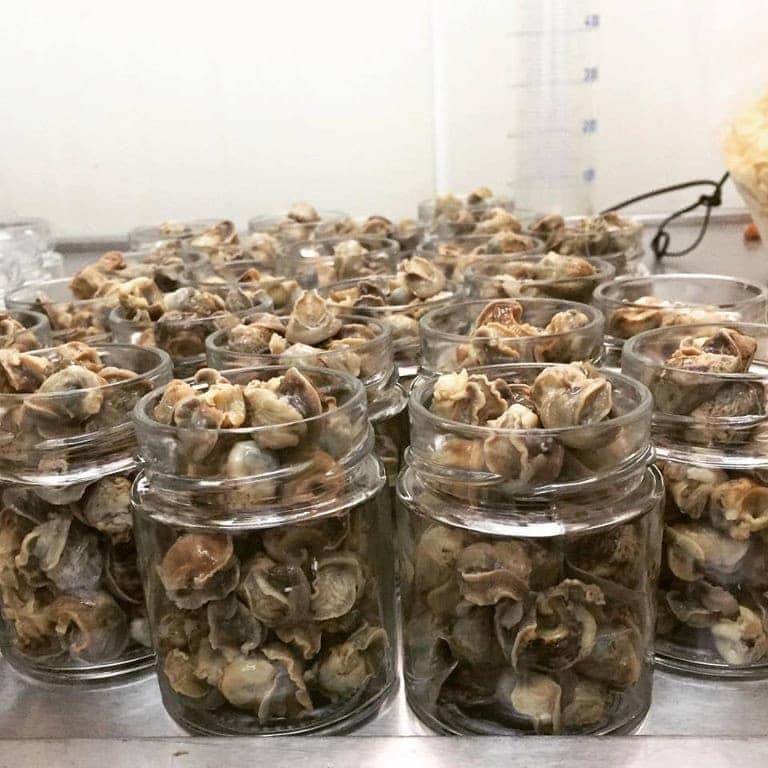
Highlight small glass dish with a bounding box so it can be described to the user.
[0,309,52,351]
[416,233,544,280]
[6,278,116,342]
[465,254,615,305]
[109,288,274,377]
[320,272,460,379]
[594,274,768,368]
[621,321,768,466]
[417,191,517,237]
[326,216,427,255]
[419,298,605,372]
[287,236,401,288]
[529,213,643,258]
[129,219,238,250]
[186,258,300,314]
[247,208,350,243]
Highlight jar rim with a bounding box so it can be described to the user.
[465,253,616,285]
[186,256,279,279]
[0,343,172,406]
[128,219,234,244]
[286,235,401,256]
[622,321,768,384]
[109,291,274,331]
[133,362,368,439]
[419,297,605,346]
[410,362,652,440]
[398,463,663,536]
[5,277,117,311]
[131,450,386,529]
[206,313,392,367]
[320,274,460,314]
[417,194,515,219]
[419,231,543,247]
[557,213,643,234]
[247,210,349,233]
[593,272,768,311]
[2,309,50,335]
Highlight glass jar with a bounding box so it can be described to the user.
[247,209,350,243]
[0,310,52,351]
[184,247,278,277]
[109,289,274,378]
[354,217,427,255]
[419,298,605,372]
[65,248,203,298]
[583,248,647,278]
[466,255,615,305]
[622,322,768,677]
[6,278,116,342]
[416,233,544,281]
[122,247,207,293]
[286,237,401,289]
[594,274,768,369]
[529,213,645,272]
[0,218,63,290]
[128,220,238,250]
[205,313,408,493]
[397,363,663,734]
[321,273,460,381]
[0,343,172,682]
[417,192,517,237]
[309,216,427,256]
[131,365,396,735]
[184,259,299,314]
[0,218,52,252]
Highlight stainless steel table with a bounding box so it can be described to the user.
[2,215,768,764]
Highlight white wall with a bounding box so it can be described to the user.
[595,0,768,213]
[1,0,767,235]
[0,0,436,235]
[432,0,768,214]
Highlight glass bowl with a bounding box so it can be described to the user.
[594,273,768,368]
[129,219,237,250]
[247,209,349,243]
[286,236,401,288]
[465,254,615,304]
[622,321,768,466]
[6,278,116,342]
[416,233,544,280]
[419,298,605,372]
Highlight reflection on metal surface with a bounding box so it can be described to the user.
[2,658,768,739]
[1,736,768,768]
